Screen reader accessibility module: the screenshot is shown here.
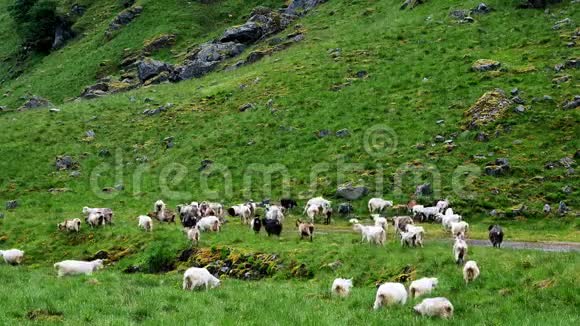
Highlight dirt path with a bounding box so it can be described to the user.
[316,228,580,253]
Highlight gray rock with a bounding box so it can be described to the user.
[475,132,489,142]
[5,200,18,209]
[562,95,580,110]
[562,185,572,194]
[336,184,368,200]
[471,3,491,14]
[115,184,125,191]
[336,129,350,137]
[543,95,553,101]
[558,201,568,215]
[559,157,575,168]
[18,95,52,111]
[554,64,565,72]
[108,5,143,32]
[163,137,174,149]
[543,204,551,213]
[137,58,173,82]
[285,0,327,15]
[189,42,246,63]
[317,129,331,138]
[49,108,60,113]
[472,59,501,72]
[434,135,445,142]
[565,59,579,69]
[0,212,4,219]
[552,75,570,84]
[416,143,426,150]
[86,130,95,138]
[172,60,218,81]
[450,9,469,20]
[510,88,519,96]
[514,105,526,114]
[56,155,78,171]
[415,183,432,197]
[70,171,81,177]
[239,103,255,112]
[143,105,169,116]
[436,119,445,124]
[552,18,571,30]
[512,96,525,105]
[221,7,292,44]
[485,158,510,177]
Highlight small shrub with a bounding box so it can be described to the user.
[144,243,176,273]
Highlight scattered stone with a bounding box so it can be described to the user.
[85,130,95,138]
[142,34,176,55]
[562,185,572,194]
[106,5,143,36]
[544,161,557,169]
[317,129,331,138]
[239,103,255,112]
[415,183,432,197]
[472,59,501,72]
[465,89,512,129]
[514,105,526,114]
[355,70,368,78]
[485,158,510,176]
[49,108,60,113]
[561,95,580,110]
[434,135,445,142]
[336,184,368,200]
[510,88,519,96]
[552,18,572,30]
[436,120,445,124]
[48,188,71,194]
[55,155,79,171]
[70,171,81,177]
[328,48,341,58]
[70,4,87,16]
[565,59,579,69]
[559,157,575,168]
[450,9,470,21]
[416,143,426,150]
[199,159,213,171]
[558,201,568,215]
[336,129,350,137]
[513,139,523,145]
[552,75,570,84]
[475,132,489,142]
[444,139,454,144]
[471,3,491,14]
[143,104,171,116]
[285,0,326,15]
[511,96,525,105]
[554,63,565,72]
[0,212,4,219]
[18,95,52,111]
[221,7,292,44]
[543,204,551,214]
[163,136,174,149]
[5,200,18,210]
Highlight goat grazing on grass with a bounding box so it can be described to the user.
[137,215,153,232]
[58,218,81,232]
[0,249,24,265]
[353,224,386,246]
[186,225,200,246]
[463,260,480,284]
[368,198,393,214]
[331,278,353,297]
[182,267,220,291]
[296,219,314,241]
[373,283,407,310]
[150,200,175,223]
[409,277,438,299]
[393,216,414,235]
[54,259,104,277]
[196,216,221,232]
[414,297,454,319]
[450,221,469,238]
[262,218,282,237]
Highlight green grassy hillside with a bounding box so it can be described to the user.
[0,0,578,324]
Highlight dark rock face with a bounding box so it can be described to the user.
[336,184,368,200]
[562,95,580,110]
[137,59,173,82]
[5,200,18,210]
[220,7,293,44]
[52,19,75,50]
[106,5,143,37]
[55,156,79,171]
[485,158,510,176]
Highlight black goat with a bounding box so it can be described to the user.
[262,218,282,237]
[488,224,504,248]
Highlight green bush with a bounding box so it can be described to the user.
[144,243,176,274]
[7,0,61,53]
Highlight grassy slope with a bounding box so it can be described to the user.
[0,0,579,323]
[0,222,579,324]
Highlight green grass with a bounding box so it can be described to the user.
[0,0,578,323]
[0,220,578,324]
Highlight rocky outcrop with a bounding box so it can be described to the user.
[336,184,368,200]
[81,80,137,99]
[220,7,293,44]
[464,89,512,129]
[55,155,79,171]
[137,58,173,82]
[105,5,143,39]
[286,0,327,15]
[562,95,580,110]
[142,34,176,55]
[485,158,510,176]
[472,59,501,72]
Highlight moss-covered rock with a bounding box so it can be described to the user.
[464,89,512,129]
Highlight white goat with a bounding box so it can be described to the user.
[405,224,425,247]
[413,297,454,319]
[453,236,468,265]
[450,221,469,237]
[58,218,81,232]
[187,225,200,245]
[54,259,104,277]
[372,215,388,231]
[436,199,449,213]
[182,267,220,291]
[373,282,407,310]
[304,197,331,215]
[463,260,480,284]
[0,249,24,265]
[441,213,462,230]
[409,277,438,298]
[137,215,153,232]
[353,224,386,246]
[266,205,285,222]
[197,216,221,232]
[331,278,353,297]
[82,207,113,224]
[86,212,104,228]
[368,198,393,213]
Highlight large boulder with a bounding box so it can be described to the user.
[336,184,368,200]
[464,89,512,129]
[286,0,327,15]
[472,59,501,72]
[55,155,79,171]
[220,7,293,44]
[137,58,173,82]
[171,60,219,81]
[562,95,580,110]
[485,158,510,176]
[189,42,246,62]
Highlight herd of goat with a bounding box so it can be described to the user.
[0,196,506,318]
